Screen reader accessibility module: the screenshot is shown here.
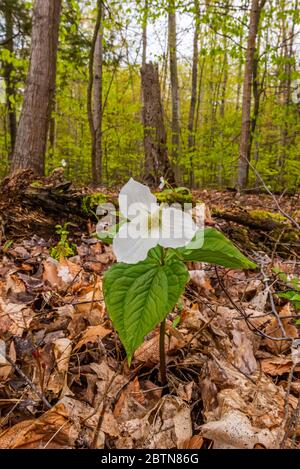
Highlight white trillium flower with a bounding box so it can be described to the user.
[113,178,197,264]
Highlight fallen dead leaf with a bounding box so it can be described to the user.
[74,324,111,351]
[261,356,300,376]
[0,299,34,336]
[182,434,204,449]
[200,409,277,449]
[0,340,16,381]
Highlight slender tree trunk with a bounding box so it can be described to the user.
[3,0,17,159]
[142,0,148,66]
[141,63,175,185]
[237,0,266,189]
[87,0,103,185]
[188,0,200,188]
[48,96,56,159]
[218,44,228,186]
[93,25,103,184]
[11,0,61,175]
[278,0,297,188]
[168,0,180,169]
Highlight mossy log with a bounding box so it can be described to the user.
[0,170,109,240]
[213,208,299,257]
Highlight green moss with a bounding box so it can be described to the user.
[155,187,193,205]
[250,209,287,223]
[30,180,43,188]
[82,193,107,215]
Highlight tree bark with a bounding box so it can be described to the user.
[188,0,200,188]
[237,0,266,189]
[141,63,175,185]
[3,0,17,158]
[11,0,61,175]
[87,0,103,186]
[168,0,180,167]
[142,0,148,66]
[278,0,298,188]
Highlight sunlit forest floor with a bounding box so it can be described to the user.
[0,171,300,448]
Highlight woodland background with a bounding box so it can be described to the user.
[0,1,300,451]
[0,0,299,190]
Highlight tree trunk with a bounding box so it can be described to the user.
[142,0,148,66]
[188,0,200,188]
[278,0,297,188]
[93,23,103,185]
[48,96,57,158]
[237,0,266,189]
[87,0,103,186]
[168,0,180,167]
[3,0,17,159]
[141,63,175,185]
[11,0,61,175]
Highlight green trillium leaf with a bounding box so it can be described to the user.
[103,250,189,363]
[177,227,257,269]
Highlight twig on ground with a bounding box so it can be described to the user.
[0,350,51,409]
[214,266,292,343]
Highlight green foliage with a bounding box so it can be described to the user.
[273,268,300,314]
[278,290,300,311]
[81,193,107,215]
[50,223,76,260]
[103,247,189,362]
[0,0,299,189]
[177,227,257,269]
[155,187,193,205]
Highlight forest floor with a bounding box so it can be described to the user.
[0,172,300,449]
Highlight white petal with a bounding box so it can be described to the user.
[119,178,157,220]
[159,207,197,248]
[112,220,158,264]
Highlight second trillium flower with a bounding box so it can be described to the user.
[113,178,197,264]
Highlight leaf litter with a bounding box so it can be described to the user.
[0,189,300,449]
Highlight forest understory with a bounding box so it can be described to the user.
[0,171,300,449]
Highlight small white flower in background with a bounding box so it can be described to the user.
[61,159,67,168]
[113,178,197,264]
[159,176,165,190]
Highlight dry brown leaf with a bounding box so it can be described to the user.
[45,338,73,397]
[202,356,287,433]
[5,273,26,294]
[189,270,214,291]
[53,338,72,374]
[182,434,204,449]
[232,328,257,375]
[74,324,111,351]
[43,258,81,291]
[135,329,185,364]
[0,299,34,336]
[114,377,147,421]
[177,382,195,402]
[43,258,62,288]
[0,403,75,448]
[0,340,16,381]
[143,396,193,449]
[200,409,277,449]
[261,356,300,376]
[263,303,298,353]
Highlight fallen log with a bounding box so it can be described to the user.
[0,169,108,241]
[212,207,300,258]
